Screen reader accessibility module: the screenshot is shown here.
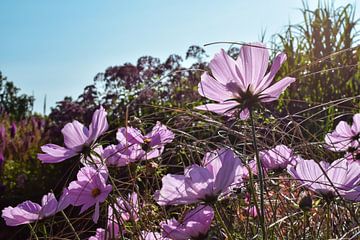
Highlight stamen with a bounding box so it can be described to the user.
[91,188,101,197]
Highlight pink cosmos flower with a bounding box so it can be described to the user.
[241,160,259,179]
[154,148,243,205]
[107,192,139,237]
[196,43,295,120]
[103,143,144,167]
[67,166,112,223]
[260,145,295,170]
[287,158,360,201]
[38,106,109,163]
[2,192,69,226]
[89,228,105,240]
[161,205,214,240]
[325,113,360,152]
[116,121,175,160]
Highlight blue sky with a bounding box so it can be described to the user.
[0,0,358,113]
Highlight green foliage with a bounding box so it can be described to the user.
[272,2,360,113]
[0,71,35,120]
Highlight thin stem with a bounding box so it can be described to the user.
[326,203,331,239]
[214,204,234,240]
[42,224,48,239]
[28,224,39,240]
[61,210,80,240]
[303,212,308,240]
[249,109,267,240]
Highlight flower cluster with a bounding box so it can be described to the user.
[2,105,175,238]
[2,43,359,239]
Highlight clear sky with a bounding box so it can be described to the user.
[0,0,358,113]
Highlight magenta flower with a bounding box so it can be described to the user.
[67,166,112,223]
[196,43,295,119]
[245,206,259,218]
[325,113,360,152]
[2,192,69,226]
[154,148,243,205]
[38,106,109,163]
[89,228,106,240]
[287,158,360,200]
[260,145,295,170]
[116,121,175,160]
[161,205,214,240]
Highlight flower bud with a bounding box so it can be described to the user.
[299,194,312,212]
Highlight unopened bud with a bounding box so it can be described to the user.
[299,194,312,212]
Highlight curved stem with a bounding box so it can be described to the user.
[61,210,80,240]
[303,212,308,240]
[214,204,234,240]
[249,109,267,240]
[326,203,331,239]
[28,224,39,240]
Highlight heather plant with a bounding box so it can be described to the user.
[0,113,68,238]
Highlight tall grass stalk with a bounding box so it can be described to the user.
[249,108,267,240]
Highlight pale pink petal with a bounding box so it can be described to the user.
[88,106,109,144]
[38,144,78,163]
[325,121,354,152]
[185,165,213,199]
[351,113,360,133]
[116,127,144,145]
[2,201,41,226]
[195,101,239,116]
[236,43,269,88]
[254,53,287,94]
[239,108,250,120]
[208,49,243,87]
[260,77,296,102]
[154,174,194,205]
[40,193,58,217]
[209,149,242,193]
[92,202,100,223]
[198,72,235,102]
[61,120,89,151]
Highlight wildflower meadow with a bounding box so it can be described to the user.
[0,2,359,240]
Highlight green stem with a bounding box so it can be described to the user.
[28,224,39,240]
[249,109,267,240]
[303,212,307,240]
[326,203,331,239]
[61,210,80,240]
[214,204,234,240]
[42,224,48,239]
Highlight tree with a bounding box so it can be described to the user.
[0,71,35,120]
